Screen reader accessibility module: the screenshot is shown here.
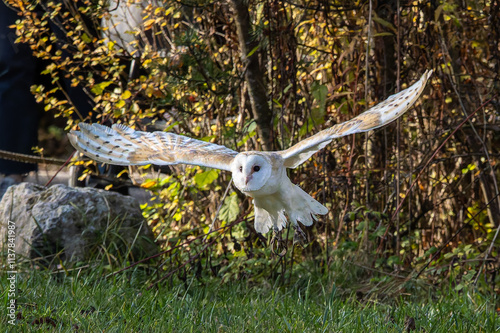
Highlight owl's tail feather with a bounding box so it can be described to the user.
[287,184,328,228]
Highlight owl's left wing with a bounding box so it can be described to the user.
[278,70,433,168]
[68,123,238,171]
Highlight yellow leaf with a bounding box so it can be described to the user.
[144,19,155,29]
[116,100,126,108]
[121,90,132,99]
[141,180,157,189]
[165,7,175,16]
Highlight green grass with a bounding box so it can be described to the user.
[1,268,498,332]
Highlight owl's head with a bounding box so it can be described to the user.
[231,153,273,193]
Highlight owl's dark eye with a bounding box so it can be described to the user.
[239,166,243,172]
[253,165,260,172]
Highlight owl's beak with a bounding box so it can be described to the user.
[245,175,252,185]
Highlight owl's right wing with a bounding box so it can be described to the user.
[278,70,433,168]
[68,123,238,171]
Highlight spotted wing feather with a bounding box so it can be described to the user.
[279,70,433,168]
[68,123,237,171]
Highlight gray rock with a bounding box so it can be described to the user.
[0,183,157,264]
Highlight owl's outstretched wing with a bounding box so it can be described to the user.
[279,70,433,168]
[68,123,238,171]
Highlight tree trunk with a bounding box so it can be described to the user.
[230,0,273,151]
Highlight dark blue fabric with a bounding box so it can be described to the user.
[0,1,96,175]
[0,0,41,175]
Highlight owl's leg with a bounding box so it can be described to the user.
[271,228,287,257]
[293,225,307,245]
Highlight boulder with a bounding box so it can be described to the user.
[0,183,157,264]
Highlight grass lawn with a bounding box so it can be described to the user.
[1,267,498,332]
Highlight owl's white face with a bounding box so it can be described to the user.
[231,153,272,193]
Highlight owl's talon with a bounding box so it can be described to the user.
[271,230,287,257]
[293,225,307,245]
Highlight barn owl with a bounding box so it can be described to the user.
[69,70,432,235]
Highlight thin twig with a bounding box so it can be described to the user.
[395,0,401,258]
[348,260,407,279]
[45,151,75,186]
[363,1,372,250]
